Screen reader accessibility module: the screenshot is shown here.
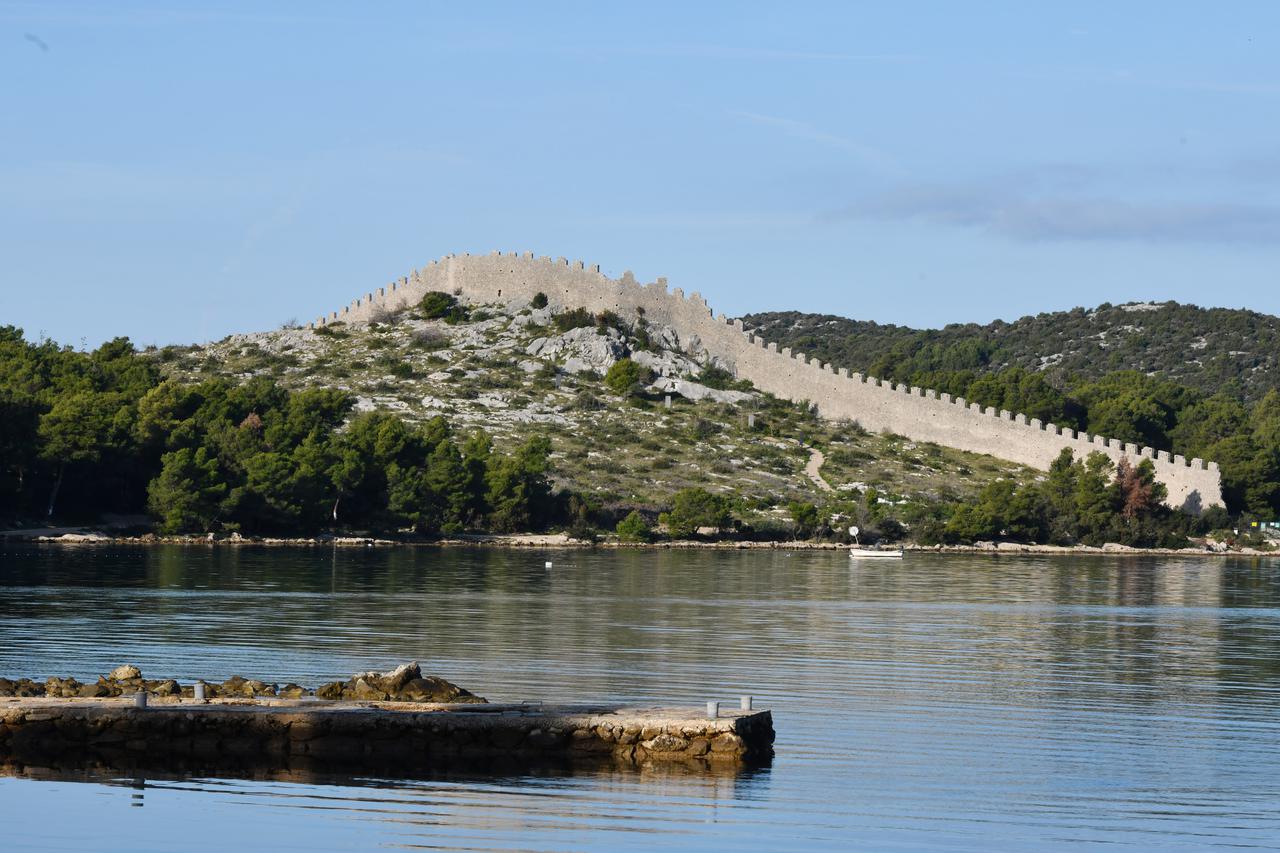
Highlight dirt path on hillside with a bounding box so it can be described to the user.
[804,446,833,493]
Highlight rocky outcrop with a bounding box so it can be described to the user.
[0,663,483,704]
[526,326,628,375]
[646,376,752,404]
[314,662,485,704]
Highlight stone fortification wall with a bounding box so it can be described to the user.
[312,252,1224,511]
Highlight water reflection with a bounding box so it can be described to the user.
[1,545,1279,851]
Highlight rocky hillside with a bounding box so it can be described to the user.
[157,295,1035,529]
[744,302,1280,401]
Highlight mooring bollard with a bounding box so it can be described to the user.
[134,691,147,709]
[194,682,206,701]
[706,700,719,719]
[740,695,753,711]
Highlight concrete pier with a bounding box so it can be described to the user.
[0,697,774,774]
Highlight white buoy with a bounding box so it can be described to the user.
[545,561,553,569]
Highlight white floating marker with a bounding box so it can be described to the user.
[706,701,719,719]
[545,561,553,569]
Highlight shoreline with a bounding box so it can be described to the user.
[0,528,1274,557]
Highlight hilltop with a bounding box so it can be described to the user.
[744,301,1280,401]
[153,295,1032,536]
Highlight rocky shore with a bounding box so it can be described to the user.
[1,528,1273,556]
[0,662,484,704]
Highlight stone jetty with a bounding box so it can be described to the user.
[0,664,774,774]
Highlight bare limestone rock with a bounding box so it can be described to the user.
[647,376,752,405]
[356,661,420,694]
[352,678,388,701]
[399,675,486,704]
[316,681,345,700]
[314,663,486,703]
[107,665,141,681]
[526,326,628,375]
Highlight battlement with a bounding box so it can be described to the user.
[311,252,1223,512]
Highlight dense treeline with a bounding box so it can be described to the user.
[746,308,1280,518]
[612,448,1223,549]
[744,301,1280,399]
[0,326,553,534]
[1,319,1271,545]
[936,450,1213,548]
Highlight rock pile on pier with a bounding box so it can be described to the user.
[315,662,486,703]
[0,662,483,704]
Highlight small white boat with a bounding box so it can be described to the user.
[848,547,903,559]
[846,526,903,559]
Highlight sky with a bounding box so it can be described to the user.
[3,1,1279,347]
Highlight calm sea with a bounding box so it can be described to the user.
[1,545,1278,851]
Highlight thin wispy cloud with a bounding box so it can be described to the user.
[1007,63,1280,98]
[636,44,920,63]
[0,2,338,27]
[730,110,901,174]
[831,183,1280,245]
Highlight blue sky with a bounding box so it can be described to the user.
[3,1,1279,347]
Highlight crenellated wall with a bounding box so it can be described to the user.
[312,252,1224,511]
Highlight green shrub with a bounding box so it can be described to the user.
[419,291,458,319]
[531,291,548,309]
[605,358,650,395]
[572,390,604,410]
[695,364,754,392]
[659,487,733,537]
[374,355,414,379]
[616,510,653,542]
[411,328,449,351]
[554,307,594,332]
[787,500,819,538]
[688,418,719,441]
[568,519,599,543]
[595,310,624,333]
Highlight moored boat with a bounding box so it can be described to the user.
[846,525,903,559]
[848,547,904,559]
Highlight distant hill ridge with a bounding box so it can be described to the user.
[742,301,1280,401]
[311,252,1223,511]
